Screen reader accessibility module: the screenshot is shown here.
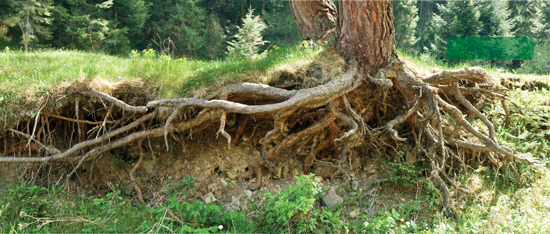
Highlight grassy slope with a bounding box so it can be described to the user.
[1,47,550,233]
[0,46,327,101]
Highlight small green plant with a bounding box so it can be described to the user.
[261,174,322,232]
[137,193,252,233]
[376,159,428,187]
[226,8,268,61]
[299,207,344,233]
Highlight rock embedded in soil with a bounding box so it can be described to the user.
[203,192,217,203]
[124,182,134,195]
[275,166,282,179]
[349,209,358,218]
[291,168,301,177]
[220,178,228,187]
[351,180,359,191]
[227,170,239,180]
[322,187,343,208]
[142,160,156,174]
[363,164,378,175]
[314,176,323,182]
[282,166,289,178]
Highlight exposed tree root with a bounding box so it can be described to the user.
[0,58,541,209]
[130,139,146,204]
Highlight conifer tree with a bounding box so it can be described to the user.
[430,0,481,60]
[416,0,438,53]
[148,0,207,57]
[9,0,53,53]
[226,8,268,61]
[537,2,550,42]
[509,0,542,39]
[393,0,418,52]
[477,0,512,37]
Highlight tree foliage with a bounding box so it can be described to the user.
[393,0,419,52]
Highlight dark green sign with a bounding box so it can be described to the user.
[447,37,534,60]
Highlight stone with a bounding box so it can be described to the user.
[227,170,239,180]
[406,151,415,163]
[220,178,228,187]
[203,192,217,203]
[142,160,156,174]
[322,187,343,208]
[350,209,358,218]
[314,176,323,182]
[363,164,378,175]
[359,171,368,179]
[244,190,253,198]
[262,169,272,180]
[274,166,282,179]
[291,168,301,177]
[124,182,134,195]
[351,180,359,191]
[282,166,289,178]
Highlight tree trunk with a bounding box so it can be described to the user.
[289,0,337,41]
[337,0,396,76]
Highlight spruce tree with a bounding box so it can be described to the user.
[509,0,542,39]
[537,2,550,42]
[430,0,481,60]
[226,8,268,61]
[9,0,53,53]
[147,0,207,57]
[393,0,419,52]
[477,0,512,37]
[416,0,438,53]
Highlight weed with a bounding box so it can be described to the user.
[375,159,428,187]
[261,174,322,233]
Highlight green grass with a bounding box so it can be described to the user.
[0,44,326,103]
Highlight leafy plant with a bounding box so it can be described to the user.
[137,193,251,233]
[375,159,428,187]
[261,174,322,232]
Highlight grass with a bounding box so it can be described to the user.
[0,44,328,103]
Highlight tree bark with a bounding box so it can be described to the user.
[289,0,337,41]
[337,0,396,76]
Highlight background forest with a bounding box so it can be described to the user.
[0,0,549,74]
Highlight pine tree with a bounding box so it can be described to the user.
[393,0,418,52]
